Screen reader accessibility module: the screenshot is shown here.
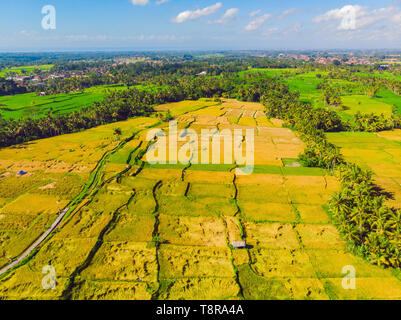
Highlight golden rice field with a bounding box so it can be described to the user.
[1,99,401,300]
[327,131,401,210]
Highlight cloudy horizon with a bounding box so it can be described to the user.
[1,0,401,51]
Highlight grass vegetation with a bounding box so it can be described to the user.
[0,84,163,120]
[1,99,400,300]
[0,65,53,77]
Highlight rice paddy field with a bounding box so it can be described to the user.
[2,99,401,300]
[243,68,401,122]
[340,95,393,116]
[327,131,401,210]
[0,88,105,120]
[0,84,163,120]
[0,65,54,77]
[3,67,401,123]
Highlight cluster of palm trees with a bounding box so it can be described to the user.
[311,69,401,133]
[298,133,344,170]
[260,85,345,169]
[330,163,401,267]
[324,68,401,98]
[260,81,401,268]
[0,77,26,95]
[236,73,290,102]
[353,111,398,132]
[252,64,401,268]
[262,89,344,132]
[323,87,342,106]
[34,73,115,95]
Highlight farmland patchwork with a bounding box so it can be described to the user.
[1,100,401,299]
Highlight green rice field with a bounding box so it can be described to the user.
[0,65,54,77]
[0,84,161,120]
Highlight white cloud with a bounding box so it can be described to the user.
[245,14,271,31]
[358,6,401,28]
[249,9,261,17]
[156,0,169,4]
[313,5,401,31]
[173,3,222,23]
[278,8,299,19]
[314,5,361,30]
[131,0,149,6]
[209,8,239,24]
[312,4,401,42]
[261,23,302,38]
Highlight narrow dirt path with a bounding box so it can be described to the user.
[0,207,69,276]
[0,130,147,278]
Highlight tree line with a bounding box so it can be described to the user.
[0,73,275,147]
[0,77,27,95]
[259,79,401,268]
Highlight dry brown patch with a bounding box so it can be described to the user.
[0,172,11,178]
[159,214,227,247]
[224,216,243,244]
[39,182,56,190]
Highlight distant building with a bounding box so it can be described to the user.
[231,241,246,249]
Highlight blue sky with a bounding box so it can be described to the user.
[0,0,401,51]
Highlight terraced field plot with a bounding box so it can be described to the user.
[0,65,54,77]
[0,117,158,272]
[0,86,107,120]
[329,95,394,124]
[340,95,393,117]
[327,131,401,209]
[0,84,164,120]
[1,99,401,300]
[242,68,401,124]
